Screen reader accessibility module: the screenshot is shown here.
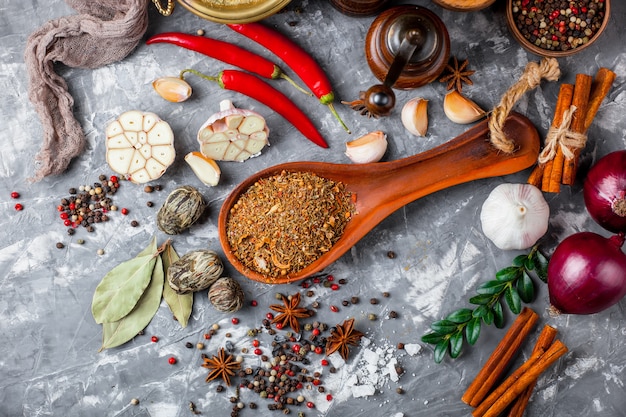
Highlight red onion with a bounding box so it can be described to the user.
[548,232,626,315]
[583,150,626,233]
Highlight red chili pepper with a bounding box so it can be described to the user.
[181,68,328,148]
[228,23,350,133]
[146,32,307,94]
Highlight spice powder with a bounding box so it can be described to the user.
[226,170,356,279]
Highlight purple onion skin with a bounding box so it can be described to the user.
[548,232,626,315]
[583,150,626,233]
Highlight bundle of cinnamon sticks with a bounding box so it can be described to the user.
[461,308,568,417]
[528,67,616,192]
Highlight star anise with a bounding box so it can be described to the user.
[202,347,241,386]
[269,292,312,334]
[325,318,364,360]
[439,57,475,93]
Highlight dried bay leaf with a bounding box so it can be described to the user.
[100,254,165,350]
[162,242,193,328]
[92,237,159,324]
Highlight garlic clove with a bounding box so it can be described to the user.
[185,152,221,186]
[401,97,428,137]
[443,90,486,124]
[345,131,387,164]
[480,183,550,250]
[152,77,192,103]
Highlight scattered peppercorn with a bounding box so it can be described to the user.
[76,239,85,244]
[168,357,177,365]
[396,387,405,394]
[130,398,140,405]
[146,201,154,207]
[397,342,405,350]
[130,220,139,227]
[387,250,396,259]
[14,203,23,211]
[389,311,398,319]
[97,248,105,256]
[10,191,20,199]
[144,185,154,193]
[382,291,390,298]
[56,242,65,249]
[196,343,205,350]
[370,298,378,305]
[151,336,159,343]
[185,342,194,349]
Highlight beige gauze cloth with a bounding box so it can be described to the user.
[24,0,150,181]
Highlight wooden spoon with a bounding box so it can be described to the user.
[218,112,540,284]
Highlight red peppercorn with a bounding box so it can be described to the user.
[301,282,309,288]
[151,336,159,343]
[275,322,283,330]
[60,212,69,220]
[14,203,23,211]
[314,346,323,354]
[110,175,119,183]
[231,317,240,325]
[121,208,129,215]
[306,402,315,409]
[69,203,76,211]
[321,359,329,366]
[312,328,321,336]
[292,344,301,353]
[326,274,334,282]
[57,205,64,212]
[252,339,260,347]
[312,379,321,386]
[254,348,262,355]
[250,300,258,307]
[63,219,72,227]
[330,283,340,291]
[203,333,211,340]
[313,277,321,284]
[10,192,20,199]
[330,305,339,312]
[296,382,303,390]
[326,394,333,401]
[168,357,177,365]
[266,312,274,320]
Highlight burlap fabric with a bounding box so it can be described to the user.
[24,0,150,181]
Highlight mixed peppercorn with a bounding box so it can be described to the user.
[512,0,606,52]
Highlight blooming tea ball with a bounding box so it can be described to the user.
[168,250,224,294]
[208,277,245,313]
[157,185,206,235]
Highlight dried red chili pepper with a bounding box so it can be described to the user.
[146,32,308,94]
[228,23,350,133]
[181,69,328,148]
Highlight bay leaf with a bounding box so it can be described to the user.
[100,254,165,350]
[91,238,158,324]
[161,242,193,328]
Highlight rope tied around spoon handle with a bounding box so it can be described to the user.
[488,57,561,153]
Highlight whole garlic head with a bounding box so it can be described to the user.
[480,183,549,250]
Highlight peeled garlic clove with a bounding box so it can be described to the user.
[345,131,387,164]
[152,77,192,103]
[105,111,175,184]
[197,100,269,162]
[443,90,486,124]
[480,183,550,250]
[401,97,428,137]
[185,152,221,186]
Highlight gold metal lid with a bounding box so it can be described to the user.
[177,0,291,24]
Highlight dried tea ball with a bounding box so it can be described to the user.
[157,185,206,235]
[168,250,224,294]
[208,277,245,313]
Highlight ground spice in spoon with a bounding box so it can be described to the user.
[226,170,355,279]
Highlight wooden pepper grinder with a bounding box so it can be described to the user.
[328,0,391,17]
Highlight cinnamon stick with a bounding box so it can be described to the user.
[544,83,574,193]
[527,164,544,188]
[461,307,539,407]
[478,339,568,417]
[507,325,559,417]
[562,68,615,185]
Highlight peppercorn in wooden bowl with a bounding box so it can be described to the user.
[178,0,291,24]
[506,0,610,57]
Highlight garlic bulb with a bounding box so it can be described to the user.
[443,90,486,124]
[105,111,176,184]
[345,130,387,164]
[401,97,428,137]
[480,183,549,250]
[197,100,269,162]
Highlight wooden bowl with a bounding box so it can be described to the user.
[505,0,610,57]
[431,0,496,12]
[177,0,291,24]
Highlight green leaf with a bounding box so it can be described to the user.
[161,243,193,328]
[469,293,494,305]
[512,254,527,268]
[434,338,450,364]
[532,250,549,283]
[100,254,164,350]
[446,308,474,324]
[465,317,481,345]
[473,304,494,325]
[495,266,522,282]
[92,238,159,324]
[477,280,507,295]
[505,285,522,314]
[430,319,458,334]
[421,332,446,345]
[517,271,535,303]
[493,300,505,328]
[449,332,464,358]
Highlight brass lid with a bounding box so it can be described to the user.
[177,0,291,24]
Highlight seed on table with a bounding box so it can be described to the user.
[397,342,405,350]
[370,298,378,305]
[350,296,359,304]
[56,242,65,249]
[14,203,23,211]
[76,239,85,244]
[146,201,154,207]
[10,191,20,199]
[185,342,193,348]
[382,291,390,298]
[144,185,154,193]
[396,387,405,394]
[130,398,140,405]
[196,343,204,350]
[387,250,396,259]
[130,220,139,227]
[97,248,105,255]
[389,311,398,319]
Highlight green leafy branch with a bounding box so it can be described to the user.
[421,245,549,363]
